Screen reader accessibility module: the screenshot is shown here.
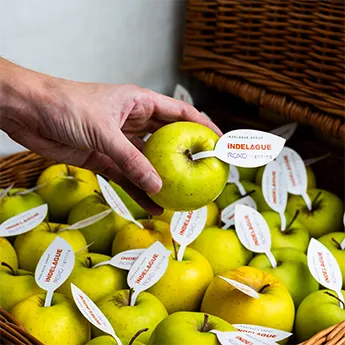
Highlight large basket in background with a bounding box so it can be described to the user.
[181,0,345,139]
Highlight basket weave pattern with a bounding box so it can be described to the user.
[182,0,345,138]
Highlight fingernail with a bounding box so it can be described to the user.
[140,171,162,194]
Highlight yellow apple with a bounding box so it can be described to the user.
[0,237,18,270]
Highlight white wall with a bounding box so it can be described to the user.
[0,0,187,156]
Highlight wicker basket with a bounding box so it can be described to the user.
[181,0,345,139]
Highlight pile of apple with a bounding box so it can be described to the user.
[0,121,344,345]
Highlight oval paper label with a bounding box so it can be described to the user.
[170,207,207,261]
[221,196,257,229]
[35,236,75,307]
[142,133,152,142]
[173,84,194,105]
[233,324,292,342]
[97,175,143,228]
[71,284,121,344]
[0,183,14,200]
[127,241,171,306]
[219,276,260,299]
[211,330,278,345]
[0,204,48,237]
[227,166,246,196]
[269,123,297,141]
[93,249,145,270]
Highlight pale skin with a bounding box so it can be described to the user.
[0,58,222,214]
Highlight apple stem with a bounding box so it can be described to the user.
[172,240,178,261]
[1,262,17,276]
[184,149,193,161]
[332,238,342,250]
[66,164,72,177]
[324,292,345,309]
[148,214,152,226]
[285,210,299,232]
[240,190,256,200]
[128,328,149,345]
[199,314,210,332]
[312,191,322,210]
[46,221,52,232]
[128,288,134,307]
[258,284,270,293]
[94,190,107,204]
[86,256,93,268]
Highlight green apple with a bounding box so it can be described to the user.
[237,167,258,182]
[11,292,91,345]
[111,219,171,255]
[147,247,214,314]
[57,252,127,302]
[216,181,270,212]
[201,266,295,332]
[190,227,252,275]
[86,335,144,345]
[93,290,168,343]
[14,222,87,272]
[143,122,229,211]
[68,193,130,254]
[318,232,345,289]
[248,248,319,306]
[261,211,310,253]
[109,181,148,219]
[295,289,345,342]
[36,164,100,223]
[0,262,43,311]
[286,189,344,238]
[148,312,236,345]
[0,237,18,270]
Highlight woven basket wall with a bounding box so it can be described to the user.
[181,0,345,139]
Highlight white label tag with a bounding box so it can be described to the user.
[235,204,277,268]
[192,130,285,168]
[71,284,122,344]
[200,111,211,120]
[35,237,75,307]
[234,325,292,342]
[276,147,312,211]
[97,175,143,228]
[173,84,194,105]
[270,123,297,141]
[93,249,145,270]
[0,183,14,200]
[0,204,48,237]
[211,330,278,345]
[219,276,260,299]
[304,152,331,167]
[221,196,257,230]
[170,207,207,261]
[63,208,112,231]
[228,166,246,196]
[307,238,344,308]
[127,241,171,306]
[142,133,152,142]
[262,161,288,231]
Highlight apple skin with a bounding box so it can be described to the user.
[248,248,319,307]
[0,265,43,311]
[57,252,127,302]
[143,122,229,211]
[261,211,310,253]
[86,335,144,345]
[237,167,258,182]
[318,232,345,289]
[201,266,295,332]
[148,311,236,345]
[0,237,18,270]
[94,290,168,343]
[11,292,91,345]
[295,289,345,342]
[215,181,271,212]
[147,247,214,314]
[286,189,344,238]
[36,164,100,223]
[68,193,129,254]
[190,227,252,275]
[111,219,171,255]
[14,222,88,272]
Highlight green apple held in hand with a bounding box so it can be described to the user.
[36,164,100,223]
[11,293,91,345]
[148,312,236,345]
[57,253,127,302]
[237,167,258,182]
[93,290,168,343]
[68,193,129,254]
[190,227,252,275]
[248,248,318,306]
[201,266,295,332]
[0,262,43,311]
[143,122,229,211]
[14,222,87,272]
[147,247,213,314]
[261,211,310,253]
[286,189,344,237]
[216,181,270,212]
[295,289,345,342]
[111,219,171,255]
[0,237,18,270]
[86,334,144,345]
